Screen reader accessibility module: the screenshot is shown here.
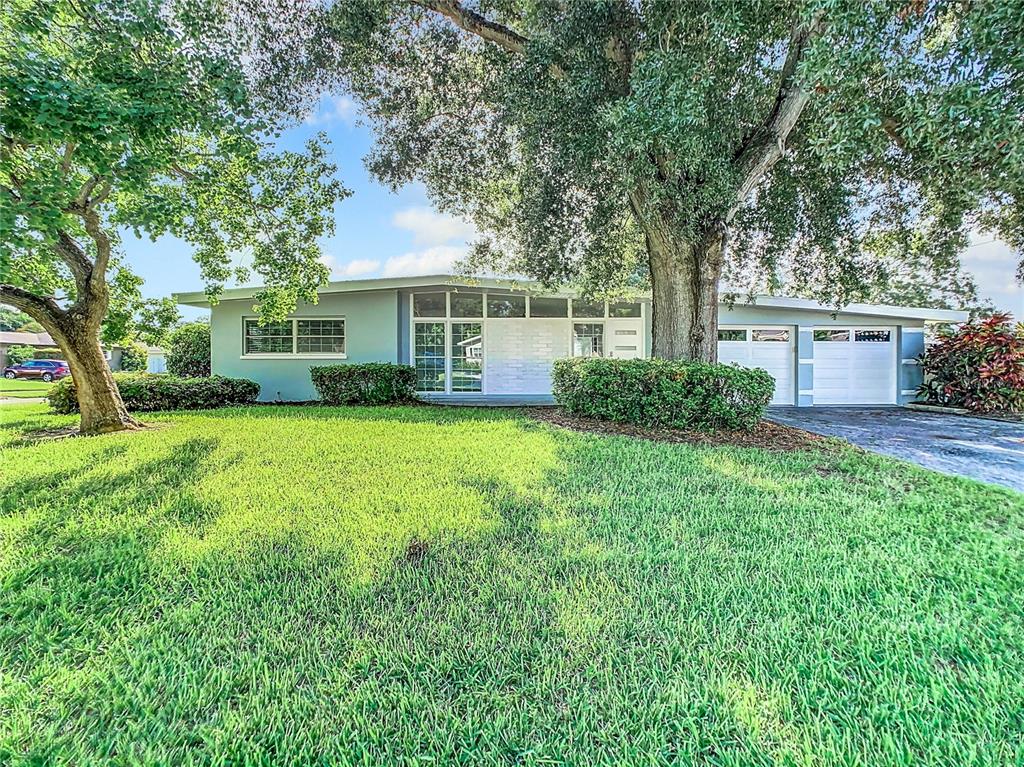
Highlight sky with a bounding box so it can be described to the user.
[122,94,1022,322]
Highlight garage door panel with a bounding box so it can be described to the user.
[812,327,895,405]
[718,327,794,406]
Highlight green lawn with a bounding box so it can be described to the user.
[0,377,52,398]
[1,404,1021,765]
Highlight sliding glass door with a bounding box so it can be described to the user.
[413,322,446,392]
[451,322,483,392]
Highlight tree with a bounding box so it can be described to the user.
[4,345,35,366]
[1,0,348,433]
[119,343,148,373]
[166,322,211,378]
[133,298,182,349]
[280,0,1024,360]
[0,306,32,331]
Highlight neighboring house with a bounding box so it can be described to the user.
[174,274,968,406]
[146,347,167,373]
[0,331,58,368]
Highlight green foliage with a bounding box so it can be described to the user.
[0,306,32,331]
[1,403,1022,764]
[4,345,36,365]
[552,357,774,431]
[16,320,45,333]
[310,363,417,405]
[918,314,1024,413]
[118,343,148,373]
[47,373,258,414]
[31,347,62,360]
[1,0,349,324]
[132,298,181,348]
[286,0,1023,305]
[166,322,211,378]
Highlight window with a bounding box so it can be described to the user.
[414,322,446,391]
[718,329,747,342]
[573,323,604,357]
[530,296,568,318]
[855,329,891,342]
[244,319,294,354]
[487,295,526,318]
[413,292,446,317]
[297,319,345,354]
[451,322,483,392]
[814,329,850,342]
[451,293,483,318]
[608,301,641,318]
[571,299,605,318]
[752,329,790,342]
[243,318,345,356]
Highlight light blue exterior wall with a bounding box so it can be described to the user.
[208,285,930,405]
[211,290,399,401]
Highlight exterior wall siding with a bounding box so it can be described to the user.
[211,290,399,401]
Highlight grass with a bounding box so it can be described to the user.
[0,378,52,398]
[1,403,1022,766]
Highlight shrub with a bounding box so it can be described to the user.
[551,357,775,431]
[119,343,148,372]
[48,373,259,414]
[32,348,63,360]
[5,345,36,365]
[917,313,1024,413]
[166,322,211,377]
[311,363,417,405]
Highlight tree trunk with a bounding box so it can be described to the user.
[49,320,140,435]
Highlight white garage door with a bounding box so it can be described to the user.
[717,326,795,405]
[813,328,896,405]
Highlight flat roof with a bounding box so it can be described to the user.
[173,273,969,323]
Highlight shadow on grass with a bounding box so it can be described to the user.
[0,406,1021,763]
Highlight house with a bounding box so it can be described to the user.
[174,274,968,406]
[0,331,59,368]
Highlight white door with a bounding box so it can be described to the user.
[717,326,795,405]
[812,327,896,404]
[606,319,643,359]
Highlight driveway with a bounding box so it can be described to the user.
[770,407,1024,493]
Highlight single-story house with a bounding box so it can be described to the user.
[174,274,968,406]
[0,330,59,369]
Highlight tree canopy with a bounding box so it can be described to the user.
[276,0,1022,326]
[1,0,349,432]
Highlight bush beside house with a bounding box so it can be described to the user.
[119,343,149,372]
[918,313,1024,413]
[552,357,775,431]
[311,363,418,405]
[4,345,38,366]
[49,374,259,414]
[166,322,211,377]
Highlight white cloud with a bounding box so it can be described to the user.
[961,233,1022,319]
[304,95,358,127]
[382,245,468,277]
[319,254,381,278]
[392,207,476,247]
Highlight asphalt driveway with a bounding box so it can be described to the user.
[770,407,1024,494]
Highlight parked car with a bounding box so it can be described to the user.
[2,359,71,382]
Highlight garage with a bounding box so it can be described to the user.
[812,327,896,405]
[717,326,795,405]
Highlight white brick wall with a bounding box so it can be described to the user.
[485,319,569,394]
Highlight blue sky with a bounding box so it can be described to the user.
[123,94,1022,321]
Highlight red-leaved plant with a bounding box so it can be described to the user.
[917,313,1024,412]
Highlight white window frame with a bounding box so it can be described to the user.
[240,316,347,359]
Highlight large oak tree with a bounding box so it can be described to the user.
[1,0,347,434]
[281,0,1023,359]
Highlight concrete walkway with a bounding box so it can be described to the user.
[770,407,1024,493]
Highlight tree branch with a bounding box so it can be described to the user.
[727,10,826,223]
[0,284,67,323]
[411,0,565,78]
[54,230,94,294]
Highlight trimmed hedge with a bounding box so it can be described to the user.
[48,373,259,414]
[551,357,775,431]
[166,322,211,378]
[311,363,417,405]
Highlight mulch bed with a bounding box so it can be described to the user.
[523,407,832,451]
